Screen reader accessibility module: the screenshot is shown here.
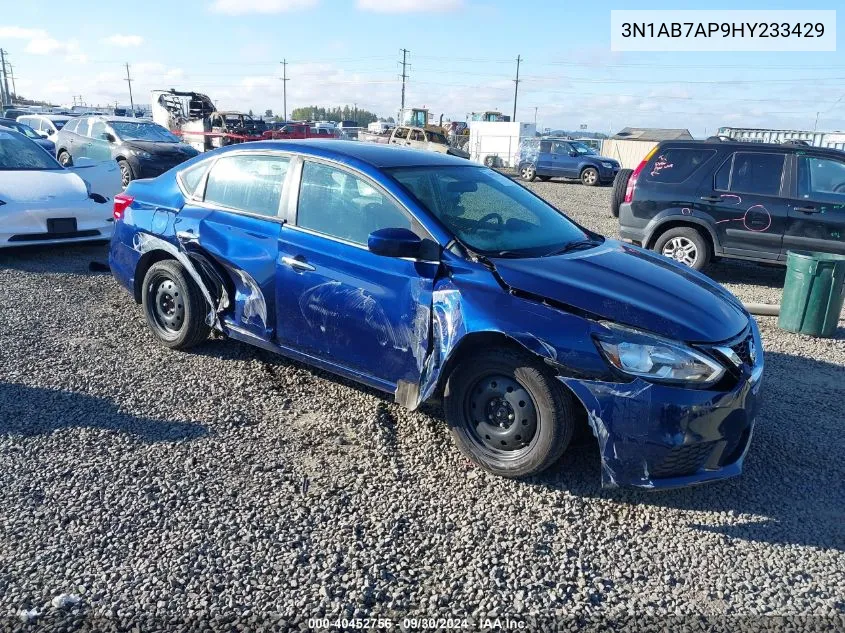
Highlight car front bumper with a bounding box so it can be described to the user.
[560,328,764,489]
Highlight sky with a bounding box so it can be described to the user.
[1,0,844,137]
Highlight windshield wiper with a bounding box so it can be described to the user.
[544,238,602,257]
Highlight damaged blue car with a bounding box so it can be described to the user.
[109,140,764,489]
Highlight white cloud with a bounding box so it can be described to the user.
[0,27,47,39]
[25,37,63,55]
[356,0,463,12]
[210,0,318,14]
[104,34,144,47]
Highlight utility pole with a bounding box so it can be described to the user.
[0,49,10,105]
[7,64,16,99]
[280,59,289,121]
[534,106,537,125]
[512,55,521,122]
[814,111,820,132]
[399,48,410,113]
[124,63,135,117]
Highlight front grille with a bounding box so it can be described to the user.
[651,442,716,478]
[8,230,101,242]
[731,334,755,366]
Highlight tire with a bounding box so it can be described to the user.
[118,159,134,188]
[141,260,210,349]
[653,226,711,271]
[443,348,575,478]
[538,175,551,182]
[520,164,536,182]
[581,166,599,186]
[57,150,72,167]
[610,168,633,218]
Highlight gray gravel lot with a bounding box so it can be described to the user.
[0,180,843,630]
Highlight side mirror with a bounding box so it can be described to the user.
[569,150,578,157]
[103,132,116,143]
[368,227,423,259]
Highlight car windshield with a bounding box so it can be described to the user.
[571,141,596,155]
[388,165,589,257]
[0,121,39,139]
[0,131,62,170]
[111,121,178,142]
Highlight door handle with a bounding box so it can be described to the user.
[794,205,820,214]
[700,195,721,203]
[282,256,315,272]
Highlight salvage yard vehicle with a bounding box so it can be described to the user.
[0,128,120,248]
[518,138,620,186]
[618,140,845,270]
[109,140,763,489]
[55,116,199,187]
[387,125,470,158]
[16,113,72,144]
[151,89,268,153]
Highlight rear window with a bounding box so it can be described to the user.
[644,148,716,184]
[715,152,785,197]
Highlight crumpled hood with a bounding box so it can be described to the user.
[122,140,197,156]
[0,169,88,203]
[491,240,748,343]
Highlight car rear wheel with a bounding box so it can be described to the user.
[141,260,210,349]
[57,150,72,167]
[520,165,536,182]
[444,348,575,478]
[653,227,711,271]
[581,167,599,186]
[118,159,134,188]
[610,168,633,217]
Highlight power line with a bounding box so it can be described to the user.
[280,59,289,121]
[399,48,409,112]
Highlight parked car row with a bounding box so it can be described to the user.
[614,139,845,270]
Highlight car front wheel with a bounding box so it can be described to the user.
[141,260,210,349]
[444,348,575,478]
[520,164,536,181]
[57,150,72,166]
[118,159,134,188]
[581,167,599,186]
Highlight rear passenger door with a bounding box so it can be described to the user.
[782,154,845,256]
[179,152,293,340]
[701,150,789,260]
[275,159,436,388]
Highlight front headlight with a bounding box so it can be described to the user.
[595,322,725,385]
[130,148,153,159]
[601,161,615,169]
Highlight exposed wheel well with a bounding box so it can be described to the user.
[647,220,714,251]
[133,250,176,303]
[580,165,598,174]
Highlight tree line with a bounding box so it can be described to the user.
[289,105,385,125]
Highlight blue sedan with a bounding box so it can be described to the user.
[109,140,763,488]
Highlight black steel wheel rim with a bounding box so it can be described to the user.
[463,373,538,458]
[147,275,185,333]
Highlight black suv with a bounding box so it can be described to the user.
[616,140,845,270]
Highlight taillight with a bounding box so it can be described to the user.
[113,193,134,221]
[624,161,645,203]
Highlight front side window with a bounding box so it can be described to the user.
[409,129,425,142]
[645,148,716,184]
[203,154,289,216]
[389,165,587,257]
[90,121,106,140]
[0,131,63,170]
[393,128,409,140]
[726,152,785,196]
[551,141,570,155]
[62,119,79,134]
[75,119,91,137]
[297,161,413,245]
[798,156,845,204]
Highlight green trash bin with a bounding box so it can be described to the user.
[778,251,845,338]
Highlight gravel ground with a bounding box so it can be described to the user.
[0,181,843,631]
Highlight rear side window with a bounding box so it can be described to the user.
[203,154,289,217]
[179,161,211,197]
[716,152,785,197]
[644,148,715,183]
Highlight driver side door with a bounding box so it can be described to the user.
[275,158,437,389]
[552,141,578,178]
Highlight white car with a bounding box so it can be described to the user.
[16,114,72,143]
[0,129,121,248]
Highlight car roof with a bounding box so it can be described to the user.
[221,139,473,168]
[86,115,153,123]
[658,139,845,158]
